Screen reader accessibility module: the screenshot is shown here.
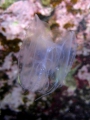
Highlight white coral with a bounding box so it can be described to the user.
[0,86,35,111]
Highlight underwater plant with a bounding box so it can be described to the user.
[0,0,16,9]
[17,15,77,97]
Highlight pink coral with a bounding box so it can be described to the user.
[73,0,90,10]
[0,0,53,40]
[0,0,37,39]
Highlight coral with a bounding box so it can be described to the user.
[0,86,35,111]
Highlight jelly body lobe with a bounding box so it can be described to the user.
[18,39,61,92]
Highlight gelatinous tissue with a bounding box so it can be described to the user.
[18,15,77,96]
